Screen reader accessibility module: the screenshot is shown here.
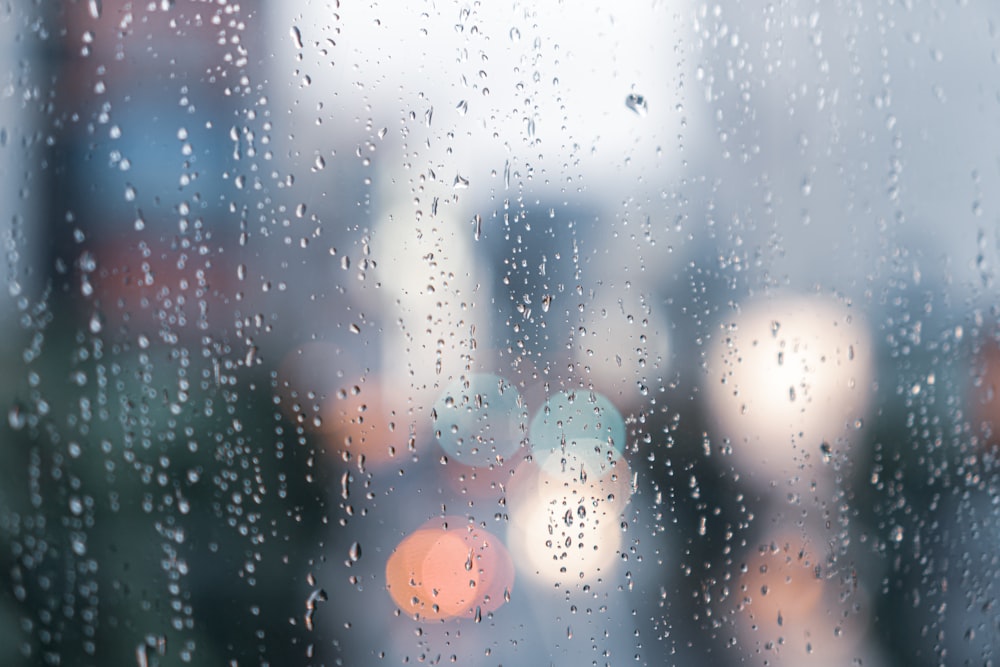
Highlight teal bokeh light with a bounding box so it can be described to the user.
[432,373,525,467]
[529,390,626,463]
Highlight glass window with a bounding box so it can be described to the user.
[2,1,999,665]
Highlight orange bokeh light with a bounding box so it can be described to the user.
[385,518,514,621]
[275,342,417,466]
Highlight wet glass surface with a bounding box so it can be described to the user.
[3,1,1000,665]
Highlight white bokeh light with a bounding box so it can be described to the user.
[506,447,631,587]
[704,295,875,491]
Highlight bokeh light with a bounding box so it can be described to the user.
[971,336,1000,450]
[728,530,875,665]
[321,378,411,467]
[432,373,525,467]
[385,518,514,621]
[704,296,874,489]
[506,449,632,586]
[529,390,627,464]
[275,343,416,466]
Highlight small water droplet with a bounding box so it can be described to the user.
[453,174,470,189]
[290,26,304,50]
[456,100,469,116]
[340,471,350,500]
[509,27,521,42]
[348,542,362,562]
[88,0,102,19]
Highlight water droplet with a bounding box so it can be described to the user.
[290,26,304,50]
[890,525,904,542]
[305,588,328,631]
[625,93,648,116]
[348,542,362,562]
[509,27,521,42]
[8,404,26,430]
[88,0,102,19]
[456,100,469,116]
[453,174,470,189]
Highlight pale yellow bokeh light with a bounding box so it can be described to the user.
[704,296,874,487]
[507,452,631,587]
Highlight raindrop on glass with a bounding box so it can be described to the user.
[625,93,648,116]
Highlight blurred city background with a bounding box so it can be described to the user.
[2,0,1000,665]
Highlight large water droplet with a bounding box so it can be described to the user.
[8,403,26,430]
[625,93,648,116]
[304,588,328,631]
